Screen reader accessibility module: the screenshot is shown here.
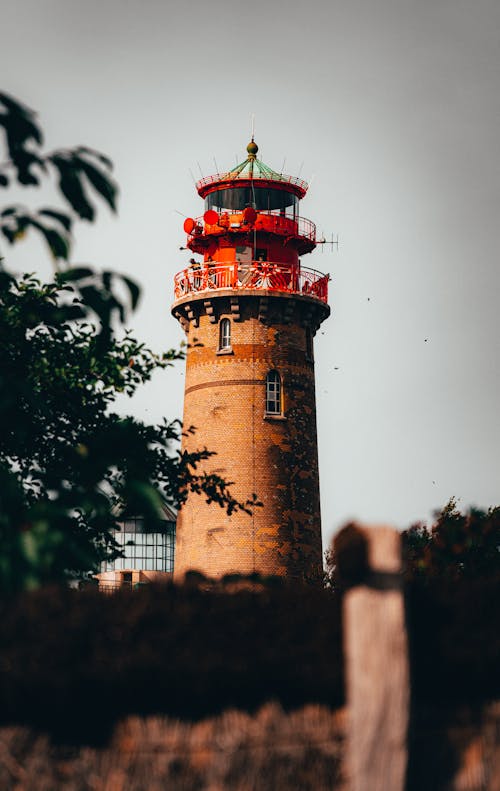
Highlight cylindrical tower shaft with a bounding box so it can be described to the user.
[174,291,327,580]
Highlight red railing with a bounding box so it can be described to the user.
[187,212,316,244]
[173,261,329,304]
[196,172,309,193]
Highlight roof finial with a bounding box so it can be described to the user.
[247,138,258,160]
[247,114,258,160]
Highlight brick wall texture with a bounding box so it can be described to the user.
[173,293,328,581]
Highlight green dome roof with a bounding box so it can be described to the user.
[196,140,309,198]
[227,140,300,184]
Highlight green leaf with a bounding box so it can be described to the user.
[49,155,95,221]
[20,529,39,565]
[113,296,126,325]
[102,271,112,292]
[1,225,16,244]
[14,150,42,185]
[75,146,113,170]
[58,267,94,282]
[38,209,72,232]
[125,480,165,519]
[20,215,70,260]
[120,275,141,310]
[0,92,43,146]
[58,304,87,321]
[77,155,118,213]
[41,228,70,260]
[79,284,109,319]
[0,271,14,291]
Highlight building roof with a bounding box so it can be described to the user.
[112,501,177,523]
[160,502,178,522]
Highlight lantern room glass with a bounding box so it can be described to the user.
[206,186,298,218]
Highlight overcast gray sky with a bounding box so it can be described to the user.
[2,0,499,548]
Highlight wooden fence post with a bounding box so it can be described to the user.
[335,525,409,791]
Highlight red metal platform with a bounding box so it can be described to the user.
[173,260,329,304]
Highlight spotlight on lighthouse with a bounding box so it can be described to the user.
[183,217,195,234]
[203,209,219,225]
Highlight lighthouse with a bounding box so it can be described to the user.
[172,139,330,581]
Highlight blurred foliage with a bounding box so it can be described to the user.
[0,92,117,263]
[323,503,500,707]
[0,94,256,594]
[324,499,500,589]
[403,497,500,582]
[404,500,500,705]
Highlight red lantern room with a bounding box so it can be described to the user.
[174,139,329,303]
[172,140,330,582]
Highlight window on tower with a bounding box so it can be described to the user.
[219,318,231,351]
[266,370,282,415]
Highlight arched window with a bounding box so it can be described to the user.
[219,318,231,350]
[266,370,282,415]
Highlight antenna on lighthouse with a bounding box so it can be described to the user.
[316,233,339,252]
[197,161,204,179]
[251,113,255,140]
[213,156,219,175]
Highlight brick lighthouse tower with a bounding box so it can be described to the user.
[171,139,330,581]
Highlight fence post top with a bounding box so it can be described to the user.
[333,524,403,587]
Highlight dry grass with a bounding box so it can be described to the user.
[0,703,346,791]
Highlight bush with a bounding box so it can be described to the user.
[0,582,343,743]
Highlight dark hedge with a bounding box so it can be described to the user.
[0,574,498,744]
[407,574,500,704]
[0,583,343,742]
